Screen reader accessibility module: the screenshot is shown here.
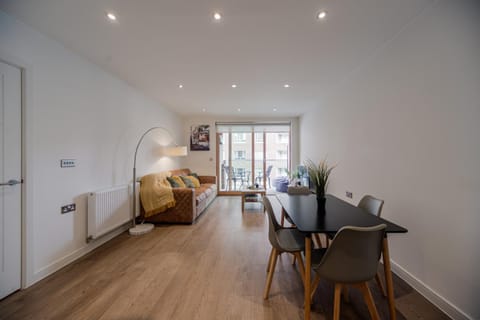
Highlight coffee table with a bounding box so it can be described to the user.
[240,188,266,212]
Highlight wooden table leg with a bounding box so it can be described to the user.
[304,235,312,320]
[382,236,396,320]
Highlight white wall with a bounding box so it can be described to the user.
[0,11,184,286]
[299,0,480,319]
[182,115,300,177]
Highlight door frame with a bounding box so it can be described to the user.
[1,52,34,288]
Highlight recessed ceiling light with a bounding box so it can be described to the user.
[237,108,241,112]
[283,84,290,88]
[106,12,117,21]
[213,12,222,21]
[178,84,183,89]
[317,11,327,20]
[202,108,206,112]
[273,107,277,112]
[231,84,237,88]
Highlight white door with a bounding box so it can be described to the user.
[0,61,22,299]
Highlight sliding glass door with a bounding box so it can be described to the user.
[217,123,291,194]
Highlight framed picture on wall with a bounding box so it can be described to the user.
[190,125,210,151]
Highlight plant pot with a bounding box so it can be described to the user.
[316,194,326,212]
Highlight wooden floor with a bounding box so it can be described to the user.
[0,196,450,320]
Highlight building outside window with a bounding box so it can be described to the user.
[234,150,246,160]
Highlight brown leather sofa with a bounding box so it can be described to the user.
[142,168,217,224]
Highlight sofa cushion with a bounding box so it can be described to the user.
[204,188,213,197]
[191,172,199,179]
[167,176,186,188]
[180,176,195,188]
[183,175,200,188]
[196,192,207,204]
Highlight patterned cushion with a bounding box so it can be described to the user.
[166,176,180,188]
[188,176,201,187]
[167,176,186,188]
[180,176,195,188]
[190,172,199,180]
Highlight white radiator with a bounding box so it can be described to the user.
[87,184,139,241]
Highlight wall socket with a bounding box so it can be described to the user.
[61,203,76,214]
[60,159,76,168]
[346,191,353,199]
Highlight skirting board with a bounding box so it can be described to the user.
[391,260,472,320]
[29,224,130,286]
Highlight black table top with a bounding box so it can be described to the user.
[276,193,408,234]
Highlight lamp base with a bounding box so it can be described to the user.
[129,223,154,236]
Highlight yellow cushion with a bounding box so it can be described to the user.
[171,176,186,188]
[184,175,201,188]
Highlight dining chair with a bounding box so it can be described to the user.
[223,165,235,190]
[310,224,386,320]
[358,195,386,296]
[358,195,384,218]
[256,165,274,188]
[263,196,306,300]
[234,167,249,189]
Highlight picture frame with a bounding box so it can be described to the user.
[190,125,210,151]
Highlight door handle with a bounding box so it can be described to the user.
[0,179,22,186]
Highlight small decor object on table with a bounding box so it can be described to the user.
[305,158,335,210]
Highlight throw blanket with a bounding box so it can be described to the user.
[140,173,176,218]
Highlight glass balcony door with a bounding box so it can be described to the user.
[219,132,254,192]
[217,125,291,194]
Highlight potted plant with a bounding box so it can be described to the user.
[305,158,335,207]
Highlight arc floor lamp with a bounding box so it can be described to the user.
[130,126,187,236]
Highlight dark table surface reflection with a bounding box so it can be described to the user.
[276,193,407,234]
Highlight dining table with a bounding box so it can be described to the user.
[276,193,408,320]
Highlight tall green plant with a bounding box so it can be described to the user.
[305,159,335,198]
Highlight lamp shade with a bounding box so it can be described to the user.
[164,145,188,157]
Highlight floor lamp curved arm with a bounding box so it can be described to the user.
[130,126,183,236]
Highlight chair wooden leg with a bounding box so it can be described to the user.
[263,249,278,299]
[359,282,380,320]
[333,283,343,320]
[310,274,321,300]
[324,234,331,248]
[266,247,274,273]
[313,233,322,248]
[375,272,387,297]
[293,252,305,284]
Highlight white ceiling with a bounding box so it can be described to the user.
[0,0,433,117]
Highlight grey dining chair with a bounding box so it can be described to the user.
[310,224,386,320]
[358,195,386,296]
[358,195,384,218]
[263,196,306,300]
